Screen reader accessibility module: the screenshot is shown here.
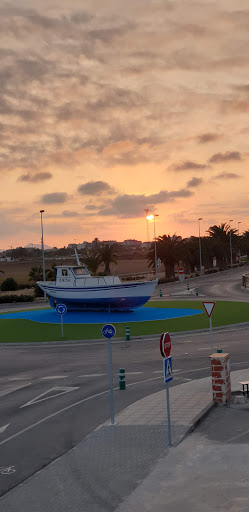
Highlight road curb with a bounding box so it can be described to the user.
[177,400,216,446]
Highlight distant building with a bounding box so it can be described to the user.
[121,239,142,248]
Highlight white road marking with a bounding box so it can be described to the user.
[197,347,209,351]
[0,360,245,447]
[184,340,192,343]
[78,374,107,378]
[0,383,31,398]
[41,376,69,380]
[0,424,9,434]
[20,386,79,408]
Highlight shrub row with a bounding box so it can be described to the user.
[0,294,34,303]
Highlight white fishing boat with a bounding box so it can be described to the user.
[37,252,157,311]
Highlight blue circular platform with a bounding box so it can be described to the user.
[0,306,203,324]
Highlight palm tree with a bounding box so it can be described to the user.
[207,223,237,268]
[99,244,118,275]
[147,234,183,279]
[83,254,101,275]
[29,266,43,282]
[28,266,52,282]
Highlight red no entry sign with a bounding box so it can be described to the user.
[178,268,184,274]
[160,332,171,358]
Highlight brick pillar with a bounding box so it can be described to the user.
[209,353,231,405]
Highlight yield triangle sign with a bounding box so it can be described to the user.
[202,302,215,317]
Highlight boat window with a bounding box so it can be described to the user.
[74,268,84,275]
[62,269,68,276]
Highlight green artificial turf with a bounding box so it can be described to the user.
[0,300,248,343]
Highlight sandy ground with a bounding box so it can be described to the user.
[0,259,154,285]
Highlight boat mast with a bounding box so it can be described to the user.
[74,247,80,266]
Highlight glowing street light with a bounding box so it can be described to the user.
[146,214,159,280]
[40,209,46,302]
[198,218,203,277]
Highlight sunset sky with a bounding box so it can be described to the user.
[0,0,249,249]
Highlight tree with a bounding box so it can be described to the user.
[99,244,118,275]
[28,266,52,282]
[241,230,249,260]
[83,254,101,275]
[207,223,237,268]
[1,277,18,291]
[147,234,183,279]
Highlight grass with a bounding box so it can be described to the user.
[0,300,248,343]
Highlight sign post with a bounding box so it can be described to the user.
[202,302,216,353]
[178,267,185,283]
[102,324,116,425]
[160,332,173,447]
[56,304,67,338]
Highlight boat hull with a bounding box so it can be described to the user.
[37,280,157,311]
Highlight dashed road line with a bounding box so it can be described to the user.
[41,376,69,380]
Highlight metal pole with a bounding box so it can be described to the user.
[165,383,172,446]
[229,219,233,269]
[154,217,158,280]
[198,218,203,277]
[238,222,241,263]
[61,315,63,338]
[209,315,213,354]
[108,338,115,425]
[40,210,46,302]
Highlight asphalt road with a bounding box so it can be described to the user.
[156,264,249,300]
[0,266,248,496]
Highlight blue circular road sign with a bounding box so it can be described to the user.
[56,304,67,316]
[102,324,116,339]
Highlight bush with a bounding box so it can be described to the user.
[1,277,18,291]
[158,276,178,284]
[0,294,34,303]
[18,283,33,290]
[34,283,44,297]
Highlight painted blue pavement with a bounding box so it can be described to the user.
[0,307,204,324]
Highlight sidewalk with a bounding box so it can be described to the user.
[0,369,248,512]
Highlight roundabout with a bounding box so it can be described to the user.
[0,300,248,342]
[0,305,204,324]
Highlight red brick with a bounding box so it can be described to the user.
[212,365,224,372]
[211,358,223,365]
[213,384,222,391]
[214,392,223,398]
[212,372,222,378]
[215,379,225,385]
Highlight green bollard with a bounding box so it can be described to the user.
[160,289,162,297]
[187,283,189,291]
[125,326,130,341]
[217,349,222,353]
[119,368,126,390]
[195,287,198,296]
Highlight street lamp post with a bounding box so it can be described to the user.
[146,214,159,280]
[144,208,150,242]
[198,218,203,277]
[238,221,241,263]
[40,209,46,302]
[229,219,233,269]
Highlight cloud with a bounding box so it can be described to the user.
[197,133,220,144]
[213,172,241,180]
[85,204,99,210]
[97,188,194,218]
[18,172,52,183]
[168,161,208,172]
[78,181,115,195]
[208,151,241,164]
[187,177,203,188]
[62,210,79,217]
[41,193,68,204]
